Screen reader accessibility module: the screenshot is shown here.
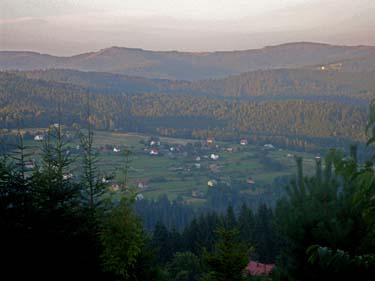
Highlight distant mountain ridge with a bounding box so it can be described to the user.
[2,42,375,80]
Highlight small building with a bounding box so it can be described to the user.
[149,137,161,146]
[24,160,35,170]
[194,163,201,169]
[240,139,248,145]
[195,156,201,161]
[34,135,44,141]
[137,180,149,189]
[135,193,145,201]
[63,173,73,180]
[209,164,220,173]
[191,189,204,198]
[113,147,121,153]
[210,153,219,160]
[109,183,120,192]
[206,137,215,145]
[246,261,275,277]
[150,149,159,156]
[207,179,218,187]
[264,144,275,149]
[246,177,255,185]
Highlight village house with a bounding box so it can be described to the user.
[34,135,44,141]
[191,189,204,198]
[240,139,248,145]
[209,164,220,173]
[264,143,275,149]
[246,261,275,277]
[149,137,161,146]
[150,149,159,156]
[207,179,218,187]
[63,173,73,180]
[137,180,149,189]
[206,137,215,145]
[24,160,35,170]
[210,153,219,160]
[109,183,120,192]
[113,147,121,153]
[135,193,144,201]
[226,147,234,152]
[102,177,110,184]
[246,177,255,185]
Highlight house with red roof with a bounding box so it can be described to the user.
[246,261,275,277]
[206,137,215,145]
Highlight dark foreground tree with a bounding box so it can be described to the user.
[200,228,252,281]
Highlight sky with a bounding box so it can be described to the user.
[1,0,375,55]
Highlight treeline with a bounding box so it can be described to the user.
[133,175,288,232]
[148,203,279,266]
[0,72,369,151]
[19,68,375,101]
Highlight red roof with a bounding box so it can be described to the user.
[246,261,275,276]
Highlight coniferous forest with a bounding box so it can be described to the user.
[0,71,370,152]
[1,102,375,280]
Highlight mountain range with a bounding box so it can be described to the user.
[2,42,375,80]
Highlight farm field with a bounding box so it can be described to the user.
[7,128,319,203]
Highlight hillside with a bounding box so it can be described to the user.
[0,72,368,151]
[2,42,375,80]
[18,68,375,103]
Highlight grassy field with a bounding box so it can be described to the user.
[92,131,316,200]
[7,128,318,202]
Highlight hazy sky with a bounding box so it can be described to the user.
[1,0,375,55]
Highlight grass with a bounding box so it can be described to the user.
[6,129,318,203]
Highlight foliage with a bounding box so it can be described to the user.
[274,103,375,280]
[100,196,147,280]
[200,228,253,281]
[166,251,203,281]
[0,72,369,151]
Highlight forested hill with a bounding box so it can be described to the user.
[0,72,368,150]
[2,42,375,80]
[17,68,375,104]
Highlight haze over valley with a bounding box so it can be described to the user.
[1,1,375,280]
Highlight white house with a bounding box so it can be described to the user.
[135,193,145,201]
[210,154,219,160]
[113,147,121,152]
[63,173,73,180]
[34,135,44,141]
[240,139,248,145]
[264,144,275,149]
